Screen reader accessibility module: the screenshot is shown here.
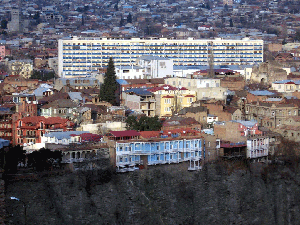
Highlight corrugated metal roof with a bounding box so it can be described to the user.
[249,90,275,96]
[124,88,153,96]
[45,131,89,140]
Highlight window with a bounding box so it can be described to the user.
[160,62,166,68]
[165,107,171,112]
[188,98,193,103]
[165,98,171,104]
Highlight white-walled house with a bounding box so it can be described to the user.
[247,136,269,159]
[136,55,173,78]
[41,131,91,145]
[115,66,144,79]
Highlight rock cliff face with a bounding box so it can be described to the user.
[4,161,300,225]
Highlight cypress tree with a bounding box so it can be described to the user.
[99,57,118,105]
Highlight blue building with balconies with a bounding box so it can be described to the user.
[115,137,204,172]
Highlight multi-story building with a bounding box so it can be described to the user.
[271,80,300,93]
[0,107,14,143]
[148,84,197,117]
[115,135,205,172]
[6,60,33,79]
[165,77,228,100]
[136,55,173,79]
[58,37,263,77]
[247,136,269,159]
[0,46,5,61]
[245,101,299,128]
[123,88,156,116]
[15,116,74,146]
[214,120,268,159]
[54,77,101,90]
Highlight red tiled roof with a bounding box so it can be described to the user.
[78,133,102,142]
[184,95,195,97]
[110,130,140,137]
[162,95,174,98]
[140,131,160,138]
[20,116,72,125]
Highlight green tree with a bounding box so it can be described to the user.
[30,70,55,81]
[1,20,7,29]
[0,145,26,173]
[99,57,118,105]
[120,16,125,27]
[114,3,118,11]
[27,148,62,171]
[126,115,139,130]
[127,13,132,23]
[229,18,233,27]
[126,115,162,131]
[295,30,300,41]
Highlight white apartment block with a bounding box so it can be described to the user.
[58,36,263,77]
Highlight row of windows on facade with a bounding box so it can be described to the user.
[42,108,73,114]
[246,108,298,116]
[164,98,193,104]
[118,152,201,163]
[118,142,203,151]
[63,42,261,47]
[65,79,97,84]
[166,81,220,87]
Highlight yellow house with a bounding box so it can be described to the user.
[148,84,196,117]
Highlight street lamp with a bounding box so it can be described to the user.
[10,196,27,225]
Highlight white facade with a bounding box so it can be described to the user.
[244,66,253,81]
[207,114,218,124]
[58,37,263,77]
[196,79,220,88]
[247,137,269,159]
[271,80,300,93]
[115,66,144,79]
[136,56,173,78]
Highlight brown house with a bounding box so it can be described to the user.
[275,53,294,62]
[220,77,245,91]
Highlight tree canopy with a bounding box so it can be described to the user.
[126,115,162,131]
[0,145,26,173]
[99,57,118,105]
[30,70,55,81]
[27,148,62,171]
